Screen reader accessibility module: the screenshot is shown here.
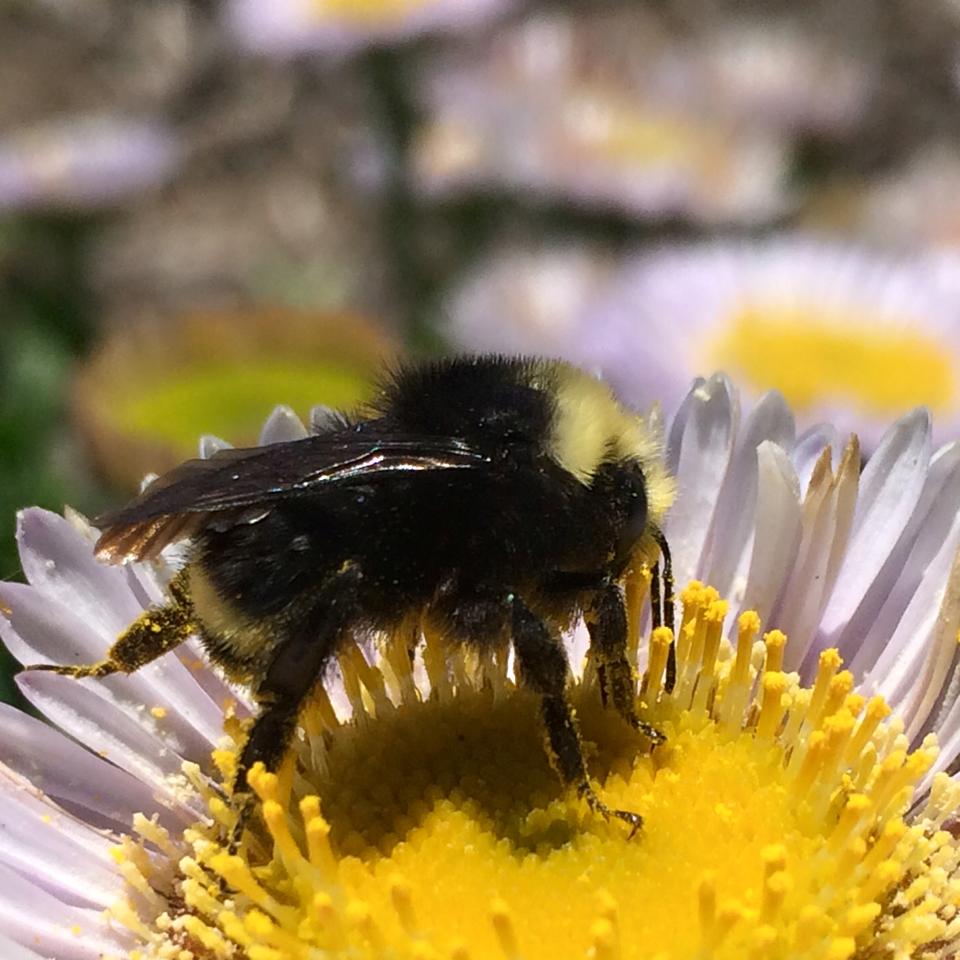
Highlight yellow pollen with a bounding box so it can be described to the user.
[706,307,956,415]
[114,584,960,960]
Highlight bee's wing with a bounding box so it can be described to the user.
[94,432,489,563]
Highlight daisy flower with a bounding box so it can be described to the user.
[0,114,178,211]
[573,237,960,452]
[411,13,793,223]
[224,0,515,57]
[71,308,398,490]
[3,377,960,959]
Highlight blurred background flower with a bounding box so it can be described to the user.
[448,238,960,450]
[3,0,960,707]
[226,0,517,56]
[411,11,795,223]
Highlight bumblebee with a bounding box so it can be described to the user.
[26,355,676,833]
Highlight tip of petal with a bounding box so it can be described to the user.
[259,405,308,445]
[198,434,232,459]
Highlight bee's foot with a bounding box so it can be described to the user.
[636,719,666,746]
[580,786,644,839]
[618,708,667,747]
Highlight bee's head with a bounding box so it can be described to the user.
[544,360,676,535]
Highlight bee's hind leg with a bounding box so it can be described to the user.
[510,593,644,837]
[22,571,194,679]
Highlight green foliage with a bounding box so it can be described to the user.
[0,217,96,704]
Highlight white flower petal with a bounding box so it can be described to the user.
[310,405,343,434]
[737,441,802,624]
[0,580,227,757]
[0,930,48,960]
[259,405,308,445]
[0,704,186,830]
[848,442,960,683]
[891,551,960,756]
[0,764,117,862]
[0,768,122,908]
[664,374,738,591]
[121,561,166,608]
[16,672,198,810]
[0,862,131,960]
[175,639,253,718]
[816,409,931,647]
[776,439,859,670]
[199,434,232,458]
[227,0,514,56]
[700,390,795,599]
[17,510,142,639]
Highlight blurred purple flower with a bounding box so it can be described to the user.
[412,13,795,223]
[447,237,960,451]
[225,0,516,57]
[0,114,179,212]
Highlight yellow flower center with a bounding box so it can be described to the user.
[309,0,428,25]
[564,93,726,176]
[115,584,960,960]
[114,359,371,449]
[706,307,956,415]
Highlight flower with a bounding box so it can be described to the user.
[224,0,516,57]
[0,114,179,211]
[411,12,793,223]
[72,309,398,490]
[449,237,960,451]
[580,238,960,452]
[3,379,960,958]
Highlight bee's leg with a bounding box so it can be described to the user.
[229,566,361,849]
[585,582,664,746]
[650,527,676,693]
[510,594,643,837]
[22,571,193,679]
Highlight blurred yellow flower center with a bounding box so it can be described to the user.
[707,308,955,415]
[311,0,429,24]
[567,95,716,170]
[112,360,371,451]
[115,583,960,960]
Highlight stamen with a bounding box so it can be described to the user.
[624,565,651,662]
[490,899,519,960]
[642,626,673,699]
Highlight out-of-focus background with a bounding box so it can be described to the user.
[3,0,960,702]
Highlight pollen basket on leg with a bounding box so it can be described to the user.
[114,586,960,960]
